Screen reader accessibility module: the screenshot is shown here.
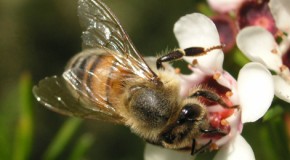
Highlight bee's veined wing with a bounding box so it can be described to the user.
[33,75,124,124]
[78,0,158,81]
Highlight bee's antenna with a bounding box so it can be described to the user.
[156,44,226,70]
[204,43,226,53]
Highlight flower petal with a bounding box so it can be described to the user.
[174,13,221,49]
[144,143,193,160]
[207,0,245,13]
[237,62,274,123]
[174,13,224,73]
[276,0,290,16]
[237,26,282,72]
[269,0,290,33]
[213,135,255,160]
[273,75,290,103]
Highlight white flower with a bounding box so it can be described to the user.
[207,0,246,13]
[268,0,290,35]
[144,144,193,160]
[144,13,274,160]
[268,0,290,52]
[237,26,290,103]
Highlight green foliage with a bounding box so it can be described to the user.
[43,118,83,160]
[0,73,95,160]
[68,133,95,160]
[263,105,284,122]
[12,72,34,160]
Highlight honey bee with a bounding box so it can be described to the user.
[33,0,230,154]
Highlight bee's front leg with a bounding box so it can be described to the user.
[189,89,239,109]
[191,139,212,155]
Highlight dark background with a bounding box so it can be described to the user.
[0,0,289,159]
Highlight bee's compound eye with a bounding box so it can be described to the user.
[177,104,202,124]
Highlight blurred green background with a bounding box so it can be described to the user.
[0,0,290,159]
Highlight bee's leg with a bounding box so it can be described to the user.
[200,128,227,136]
[191,139,196,155]
[191,139,212,155]
[156,45,224,70]
[189,89,239,109]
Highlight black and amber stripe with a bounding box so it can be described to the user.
[67,50,133,108]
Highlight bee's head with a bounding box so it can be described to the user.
[161,100,208,146]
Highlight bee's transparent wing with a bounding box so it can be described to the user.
[33,76,123,123]
[78,0,157,81]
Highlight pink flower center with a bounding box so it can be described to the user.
[238,0,278,35]
[185,72,243,151]
[211,15,238,53]
[253,16,273,31]
[197,76,236,140]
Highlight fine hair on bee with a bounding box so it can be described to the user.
[33,0,232,155]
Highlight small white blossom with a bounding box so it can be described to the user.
[145,13,274,160]
[237,26,290,103]
[207,0,246,13]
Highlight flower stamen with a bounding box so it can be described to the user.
[213,73,221,80]
[210,143,219,151]
[221,119,229,126]
[271,48,278,54]
[192,59,198,66]
[280,65,287,71]
[175,68,181,74]
[280,65,290,83]
[226,91,233,97]
[275,30,285,38]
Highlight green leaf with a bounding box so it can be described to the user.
[12,72,34,160]
[43,118,82,160]
[263,105,284,122]
[68,133,95,160]
[232,48,250,67]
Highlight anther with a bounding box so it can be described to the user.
[213,73,221,80]
[175,68,181,74]
[226,91,233,97]
[271,48,278,54]
[192,59,198,66]
[221,119,229,126]
[210,143,219,151]
[280,65,288,72]
[275,30,285,38]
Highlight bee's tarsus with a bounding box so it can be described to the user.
[200,128,227,136]
[191,139,196,155]
[191,139,212,155]
[189,89,238,109]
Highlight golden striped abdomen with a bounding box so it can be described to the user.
[66,49,134,110]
